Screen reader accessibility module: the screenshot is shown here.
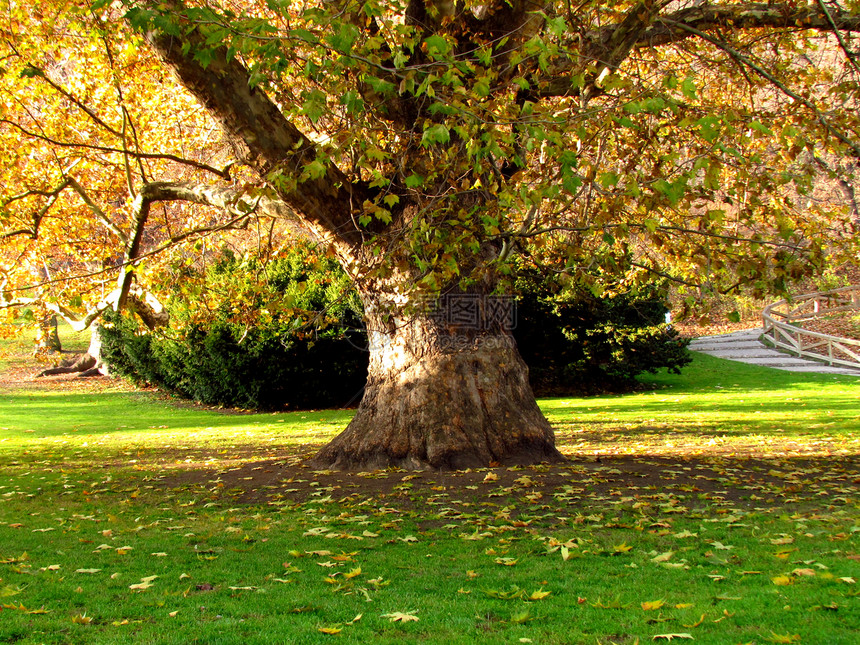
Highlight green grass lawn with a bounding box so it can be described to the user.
[0,348,858,644]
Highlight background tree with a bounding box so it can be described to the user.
[2,0,859,468]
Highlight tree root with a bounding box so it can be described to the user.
[35,353,104,378]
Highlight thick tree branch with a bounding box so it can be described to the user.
[146,28,367,252]
[535,2,860,99]
[642,1,860,48]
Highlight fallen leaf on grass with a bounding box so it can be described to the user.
[2,603,50,614]
[653,634,693,641]
[764,632,800,643]
[381,611,419,622]
[683,614,706,628]
[72,613,92,625]
[529,589,551,601]
[770,536,794,545]
[75,569,101,574]
[791,568,815,577]
[318,626,342,635]
[495,557,518,566]
[0,585,22,597]
[129,575,158,591]
[771,575,793,586]
[642,599,665,611]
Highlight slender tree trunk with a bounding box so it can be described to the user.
[312,288,564,470]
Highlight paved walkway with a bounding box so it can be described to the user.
[688,328,860,376]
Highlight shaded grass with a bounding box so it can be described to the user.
[0,353,858,644]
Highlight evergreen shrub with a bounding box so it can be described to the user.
[513,271,691,395]
[101,243,368,410]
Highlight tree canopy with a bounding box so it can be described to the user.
[2,0,859,467]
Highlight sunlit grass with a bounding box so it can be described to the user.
[0,352,858,644]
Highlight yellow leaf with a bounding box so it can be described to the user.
[765,632,801,643]
[129,581,153,591]
[381,611,419,622]
[771,575,793,586]
[344,567,362,579]
[75,569,101,574]
[318,626,342,635]
[495,557,518,566]
[642,599,665,611]
[613,543,633,553]
[770,537,794,545]
[683,613,706,628]
[674,603,694,609]
[652,634,693,641]
[72,614,92,625]
[529,588,551,600]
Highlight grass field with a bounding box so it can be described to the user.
[0,336,858,644]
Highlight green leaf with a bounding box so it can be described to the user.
[302,90,327,123]
[423,35,451,58]
[750,120,774,136]
[404,173,424,188]
[421,124,450,147]
[696,116,721,143]
[681,76,698,100]
[19,65,44,79]
[327,23,359,55]
[341,90,364,115]
[302,159,327,181]
[547,16,567,36]
[193,48,216,69]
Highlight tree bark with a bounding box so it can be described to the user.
[36,324,105,378]
[312,289,565,470]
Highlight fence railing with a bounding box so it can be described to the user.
[761,285,860,370]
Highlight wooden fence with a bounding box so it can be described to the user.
[761,285,860,370]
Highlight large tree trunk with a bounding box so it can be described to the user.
[312,289,565,470]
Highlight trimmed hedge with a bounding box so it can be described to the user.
[101,245,368,410]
